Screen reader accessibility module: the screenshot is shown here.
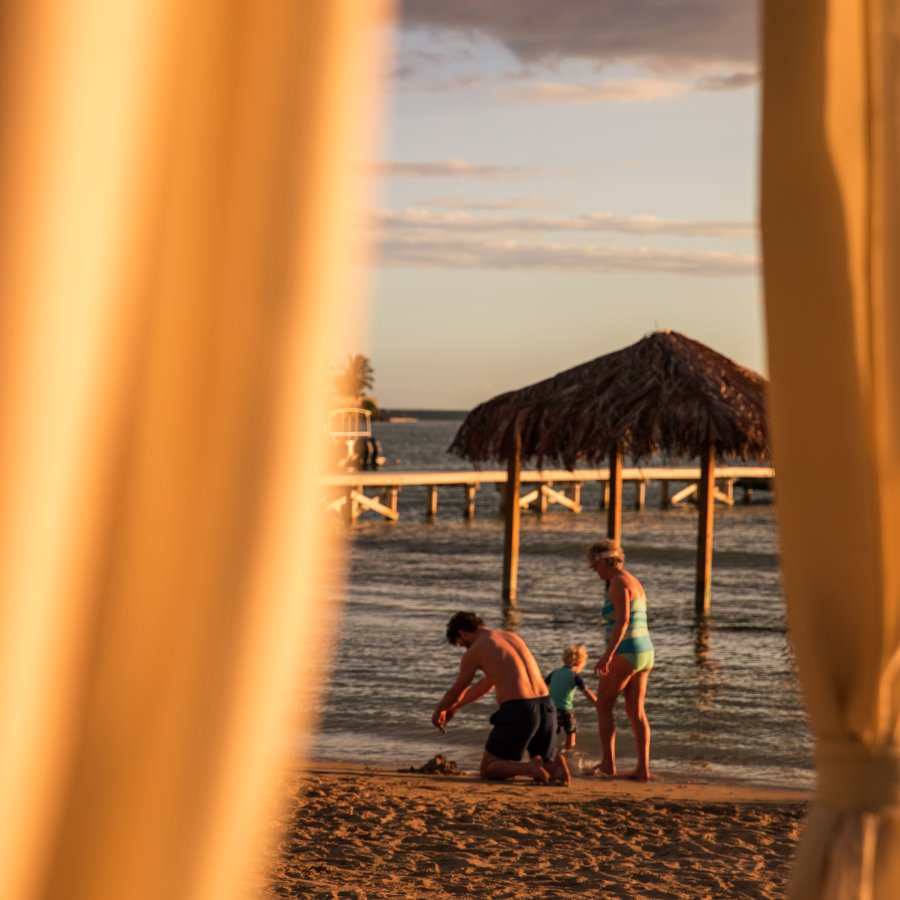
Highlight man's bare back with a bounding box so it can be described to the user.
[463,628,547,704]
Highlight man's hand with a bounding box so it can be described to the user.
[432,707,452,732]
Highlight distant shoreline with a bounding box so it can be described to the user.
[381,408,467,421]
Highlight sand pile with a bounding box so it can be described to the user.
[402,754,463,775]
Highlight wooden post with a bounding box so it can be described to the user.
[381,486,399,519]
[538,482,550,513]
[502,433,522,604]
[344,487,359,524]
[570,482,582,513]
[463,484,477,519]
[634,480,646,510]
[659,479,670,509]
[343,489,352,524]
[695,443,716,615]
[607,444,622,544]
[426,485,438,518]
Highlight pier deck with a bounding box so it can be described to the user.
[322,466,775,522]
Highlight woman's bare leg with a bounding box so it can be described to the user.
[622,668,652,780]
[594,656,634,776]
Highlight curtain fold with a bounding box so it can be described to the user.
[0,2,391,898]
[762,0,900,895]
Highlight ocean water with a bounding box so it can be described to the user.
[311,413,814,791]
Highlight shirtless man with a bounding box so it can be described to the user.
[432,611,570,785]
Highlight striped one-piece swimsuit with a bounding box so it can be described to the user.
[602,592,655,672]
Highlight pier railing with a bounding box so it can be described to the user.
[322,466,775,522]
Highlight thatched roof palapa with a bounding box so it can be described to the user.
[450,331,771,612]
[449,330,769,468]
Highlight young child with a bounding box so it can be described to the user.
[545,644,598,752]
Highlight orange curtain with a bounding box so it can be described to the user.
[0,2,391,898]
[762,0,900,895]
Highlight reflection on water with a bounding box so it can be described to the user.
[502,603,521,631]
[692,619,720,712]
[311,417,814,790]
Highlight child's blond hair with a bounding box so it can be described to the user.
[562,643,587,667]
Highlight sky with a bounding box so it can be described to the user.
[353,1,762,410]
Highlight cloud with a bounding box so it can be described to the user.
[420,196,563,211]
[407,76,488,94]
[391,45,478,80]
[373,204,759,276]
[373,160,538,179]
[377,208,756,240]
[696,71,760,91]
[396,68,759,103]
[378,234,757,277]
[399,0,758,73]
[506,78,690,103]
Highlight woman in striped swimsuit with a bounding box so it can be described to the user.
[587,539,654,781]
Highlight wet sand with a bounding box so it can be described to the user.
[263,761,811,898]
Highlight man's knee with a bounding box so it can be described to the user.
[480,751,506,779]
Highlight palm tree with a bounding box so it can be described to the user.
[334,354,374,397]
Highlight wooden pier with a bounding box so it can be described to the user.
[322,466,775,522]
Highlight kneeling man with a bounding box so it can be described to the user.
[432,611,569,784]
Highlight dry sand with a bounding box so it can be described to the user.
[263,760,811,899]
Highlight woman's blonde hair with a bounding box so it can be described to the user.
[586,539,625,568]
[562,643,587,667]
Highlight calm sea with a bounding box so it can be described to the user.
[310,412,815,791]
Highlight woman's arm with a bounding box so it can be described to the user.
[594,577,630,677]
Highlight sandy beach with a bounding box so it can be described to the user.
[263,760,810,899]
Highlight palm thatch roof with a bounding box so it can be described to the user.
[449,331,769,468]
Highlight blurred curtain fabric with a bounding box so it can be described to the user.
[0,2,390,899]
[762,0,900,896]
